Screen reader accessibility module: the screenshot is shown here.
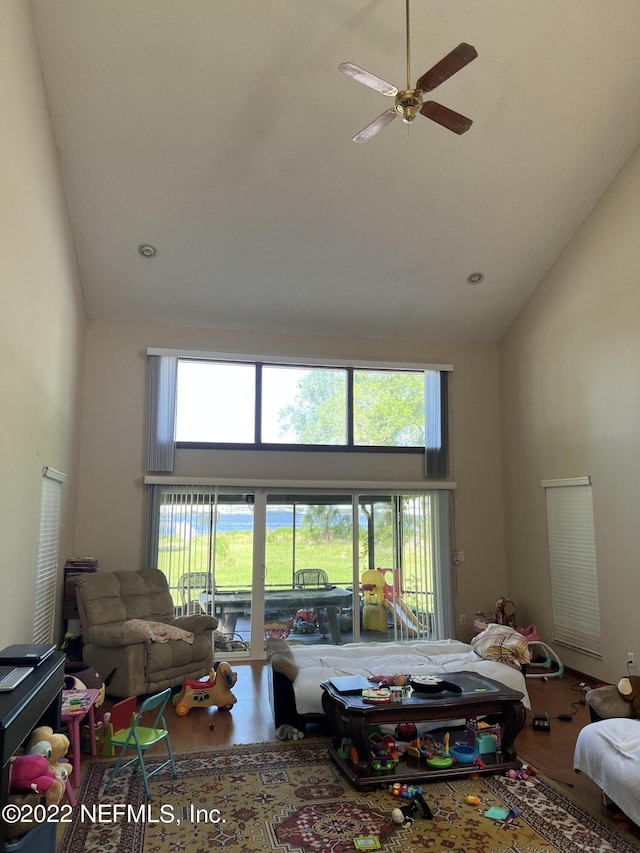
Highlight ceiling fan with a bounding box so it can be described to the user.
[338,0,477,142]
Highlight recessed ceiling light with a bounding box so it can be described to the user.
[138,244,157,258]
[466,272,484,285]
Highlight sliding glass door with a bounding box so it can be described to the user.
[148,484,453,657]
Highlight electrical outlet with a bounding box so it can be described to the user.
[459,614,467,625]
[628,652,635,667]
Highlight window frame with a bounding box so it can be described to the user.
[174,357,445,455]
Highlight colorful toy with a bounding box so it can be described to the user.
[93,695,137,756]
[369,733,398,770]
[390,782,422,799]
[389,789,433,823]
[506,764,536,780]
[294,609,318,633]
[173,661,238,716]
[361,569,388,633]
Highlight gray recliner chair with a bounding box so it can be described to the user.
[74,568,217,698]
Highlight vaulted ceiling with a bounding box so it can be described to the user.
[29,0,640,342]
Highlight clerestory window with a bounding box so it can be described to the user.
[147,350,451,476]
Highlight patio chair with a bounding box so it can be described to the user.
[177,571,211,615]
[293,569,330,634]
[103,688,177,800]
[293,568,329,588]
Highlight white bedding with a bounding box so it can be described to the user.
[574,718,640,826]
[290,638,531,716]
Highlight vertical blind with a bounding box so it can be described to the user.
[147,483,454,642]
[542,476,602,657]
[34,467,66,644]
[147,354,178,472]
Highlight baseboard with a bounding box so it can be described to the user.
[562,666,610,687]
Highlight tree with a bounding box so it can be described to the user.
[301,504,342,542]
[278,369,425,446]
[278,370,346,444]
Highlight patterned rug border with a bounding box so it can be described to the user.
[59,739,640,853]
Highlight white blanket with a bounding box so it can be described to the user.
[291,639,531,716]
[574,718,640,826]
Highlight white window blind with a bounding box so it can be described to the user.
[542,476,601,657]
[34,467,66,644]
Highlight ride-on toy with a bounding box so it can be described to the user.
[173,661,237,716]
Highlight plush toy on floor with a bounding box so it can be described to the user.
[173,661,238,715]
[275,724,304,741]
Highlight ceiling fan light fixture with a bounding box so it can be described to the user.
[138,244,157,258]
[466,272,484,285]
[338,0,477,142]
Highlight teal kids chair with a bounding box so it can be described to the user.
[103,687,177,799]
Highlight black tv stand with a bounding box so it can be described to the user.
[0,652,65,849]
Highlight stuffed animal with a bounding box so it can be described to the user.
[275,724,304,741]
[27,726,73,779]
[4,790,62,843]
[10,754,59,795]
[495,597,517,629]
[617,676,640,716]
[5,776,66,843]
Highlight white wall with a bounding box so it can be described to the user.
[0,1,86,647]
[501,143,640,682]
[75,321,507,637]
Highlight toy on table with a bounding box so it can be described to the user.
[173,661,237,716]
[63,664,106,707]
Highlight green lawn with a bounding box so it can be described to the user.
[158,527,395,590]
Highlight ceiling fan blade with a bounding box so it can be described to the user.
[352,109,398,143]
[420,101,473,134]
[415,43,478,92]
[338,62,398,97]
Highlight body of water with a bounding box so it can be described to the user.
[159,508,366,538]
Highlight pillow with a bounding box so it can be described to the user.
[266,638,299,682]
[123,618,194,644]
[471,623,530,670]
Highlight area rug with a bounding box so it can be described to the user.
[58,740,640,853]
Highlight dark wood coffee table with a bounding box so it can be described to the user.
[321,671,526,789]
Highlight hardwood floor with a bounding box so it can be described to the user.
[90,663,639,839]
